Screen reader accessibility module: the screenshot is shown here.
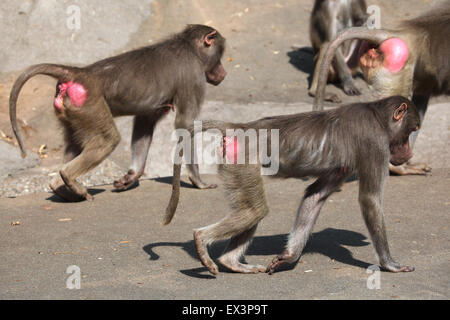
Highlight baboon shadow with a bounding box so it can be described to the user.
[46,188,105,203]
[112,176,195,193]
[287,47,315,88]
[47,175,200,202]
[287,47,365,93]
[143,227,371,279]
[153,176,196,189]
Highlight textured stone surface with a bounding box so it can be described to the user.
[0,0,153,73]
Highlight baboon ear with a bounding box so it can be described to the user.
[204,30,217,47]
[393,103,408,121]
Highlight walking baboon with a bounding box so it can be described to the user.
[10,25,227,201]
[165,96,419,275]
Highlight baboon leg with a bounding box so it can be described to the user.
[334,46,361,96]
[358,168,414,272]
[267,172,345,274]
[309,44,342,103]
[267,193,326,274]
[114,115,159,190]
[58,100,121,201]
[219,224,266,274]
[60,137,120,201]
[194,164,269,275]
[186,163,218,189]
[194,228,219,275]
[50,141,82,201]
[175,105,217,189]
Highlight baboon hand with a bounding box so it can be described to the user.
[266,250,296,275]
[114,169,141,191]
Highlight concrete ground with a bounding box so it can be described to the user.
[0,0,449,300]
[1,170,449,299]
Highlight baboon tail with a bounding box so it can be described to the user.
[9,64,79,158]
[313,27,396,111]
[163,161,183,225]
[163,119,244,225]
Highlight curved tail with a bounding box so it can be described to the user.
[9,64,78,158]
[163,119,241,225]
[163,152,183,226]
[313,27,397,111]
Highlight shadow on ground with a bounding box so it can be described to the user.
[153,176,196,189]
[110,176,195,194]
[46,188,106,203]
[143,227,371,279]
[287,46,366,95]
[45,176,195,203]
[287,47,314,88]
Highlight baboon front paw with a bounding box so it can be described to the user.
[113,170,140,191]
[266,251,295,275]
[342,81,361,96]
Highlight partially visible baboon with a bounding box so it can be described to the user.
[165,96,419,275]
[10,25,227,201]
[313,2,450,175]
[308,0,368,102]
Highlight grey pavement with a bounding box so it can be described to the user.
[1,170,448,299]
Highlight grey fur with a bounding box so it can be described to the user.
[9,25,227,201]
[166,96,420,275]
